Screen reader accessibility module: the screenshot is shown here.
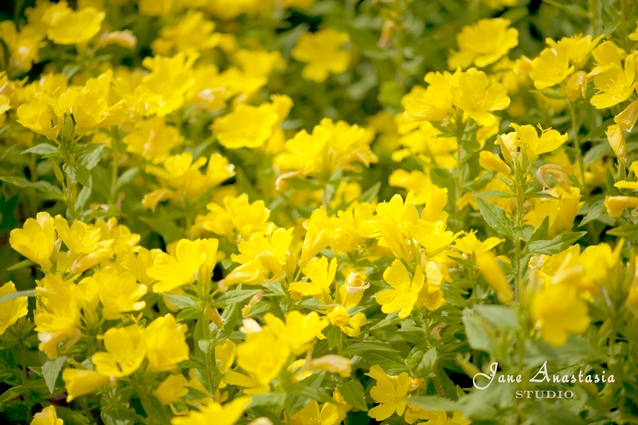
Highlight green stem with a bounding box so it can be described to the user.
[65,170,77,220]
[568,101,587,196]
[79,396,94,422]
[454,117,465,216]
[514,172,525,302]
[110,147,118,205]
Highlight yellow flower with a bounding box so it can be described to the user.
[31,405,63,425]
[143,314,190,372]
[54,215,103,254]
[475,252,513,303]
[535,163,576,191]
[366,365,411,421]
[377,260,424,319]
[35,274,83,359]
[510,123,568,161]
[629,285,638,315]
[310,355,352,377]
[93,324,146,377]
[0,282,29,336]
[606,124,628,164]
[546,34,603,69]
[291,400,345,425]
[236,324,290,385]
[326,305,366,337]
[147,238,218,292]
[171,397,251,425]
[448,18,518,69]
[213,95,292,149]
[9,212,56,271]
[0,21,43,72]
[227,228,294,286]
[604,196,638,217]
[276,118,377,176]
[16,95,61,140]
[96,30,137,50]
[405,70,458,122]
[479,151,511,175]
[47,7,104,45]
[562,70,588,102]
[265,311,328,355]
[140,52,199,116]
[529,46,574,89]
[215,339,237,373]
[151,10,220,55]
[451,68,510,126]
[289,256,337,299]
[85,267,147,320]
[591,51,635,109]
[292,29,350,82]
[138,0,172,16]
[72,70,130,134]
[155,373,189,406]
[614,99,638,131]
[193,193,274,241]
[531,284,590,346]
[524,187,582,237]
[123,116,183,163]
[62,368,110,402]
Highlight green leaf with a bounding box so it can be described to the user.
[474,305,520,331]
[7,259,35,271]
[462,315,494,354]
[583,143,612,166]
[529,216,550,242]
[475,196,515,239]
[64,162,92,188]
[606,168,621,196]
[42,356,67,394]
[22,143,59,156]
[54,405,91,425]
[101,408,136,425]
[336,381,368,411]
[529,89,564,99]
[0,289,36,304]
[213,289,262,307]
[451,256,478,270]
[80,144,106,171]
[0,176,64,200]
[139,217,186,244]
[62,63,81,80]
[464,171,496,191]
[607,225,638,240]
[360,182,381,204]
[412,347,437,379]
[248,392,286,408]
[0,386,26,405]
[512,224,535,242]
[475,190,515,198]
[525,231,587,255]
[287,386,335,405]
[163,294,198,309]
[362,350,409,375]
[116,168,139,188]
[342,341,398,355]
[139,393,170,425]
[327,326,341,350]
[580,117,615,144]
[407,396,460,411]
[580,199,605,226]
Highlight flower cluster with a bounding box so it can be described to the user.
[1,1,638,425]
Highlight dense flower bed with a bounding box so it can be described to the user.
[1,0,638,424]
